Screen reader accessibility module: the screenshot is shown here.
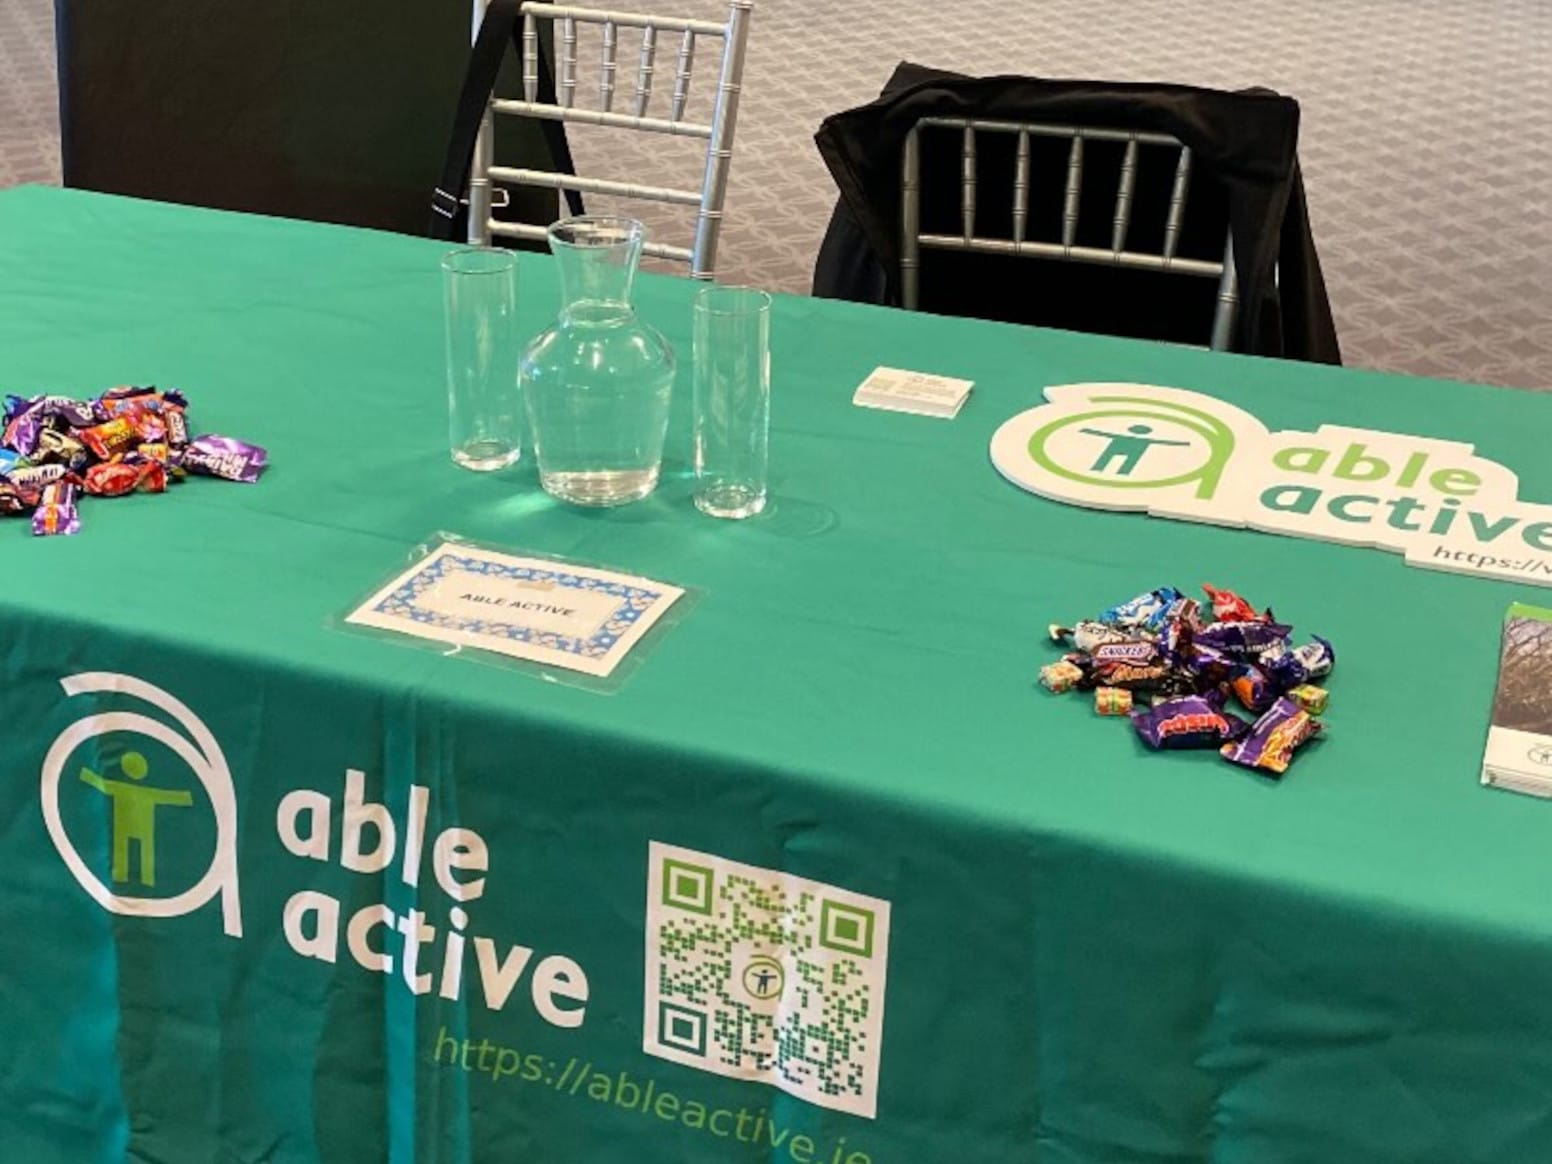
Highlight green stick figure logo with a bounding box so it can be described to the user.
[41,672,243,936]
[1078,423,1194,476]
[78,751,194,888]
[1026,394,1239,497]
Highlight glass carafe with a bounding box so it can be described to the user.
[519,216,676,506]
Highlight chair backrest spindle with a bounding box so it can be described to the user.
[1012,129,1030,245]
[560,15,578,107]
[634,25,657,116]
[1061,135,1083,251]
[1211,232,1239,350]
[900,126,922,308]
[960,127,976,243]
[522,12,540,102]
[1112,136,1138,254]
[599,20,618,111]
[671,29,695,121]
[1163,147,1192,262]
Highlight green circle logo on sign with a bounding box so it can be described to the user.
[990,382,1263,522]
[1027,400,1235,496]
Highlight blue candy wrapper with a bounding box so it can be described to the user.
[1100,587,1183,633]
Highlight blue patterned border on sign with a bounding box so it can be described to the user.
[371,553,664,659]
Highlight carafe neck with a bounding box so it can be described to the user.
[548,216,644,321]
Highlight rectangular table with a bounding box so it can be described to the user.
[4,186,1552,1164]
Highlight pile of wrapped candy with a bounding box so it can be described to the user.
[1040,584,1334,777]
[1,387,267,536]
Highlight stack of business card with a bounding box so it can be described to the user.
[1481,603,1552,797]
[852,366,974,419]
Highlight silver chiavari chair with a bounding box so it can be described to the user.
[901,118,1240,350]
[467,0,753,279]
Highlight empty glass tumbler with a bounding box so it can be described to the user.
[519,217,675,506]
[442,247,522,471]
[693,286,771,519]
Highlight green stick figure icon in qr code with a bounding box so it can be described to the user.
[78,751,194,887]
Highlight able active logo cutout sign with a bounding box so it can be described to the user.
[990,382,1552,586]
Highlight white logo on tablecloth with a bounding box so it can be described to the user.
[40,672,243,936]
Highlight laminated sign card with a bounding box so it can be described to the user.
[346,542,684,677]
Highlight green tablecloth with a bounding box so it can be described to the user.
[4,186,1551,1164]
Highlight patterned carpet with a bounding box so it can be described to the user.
[4,0,1552,388]
[0,0,55,186]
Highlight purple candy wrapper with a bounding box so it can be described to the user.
[1131,693,1251,750]
[31,481,81,536]
[2,394,34,424]
[1194,619,1294,657]
[1228,663,1279,713]
[1219,696,1322,777]
[1182,641,1237,684]
[165,406,189,448]
[2,395,45,457]
[39,395,103,427]
[182,434,268,483]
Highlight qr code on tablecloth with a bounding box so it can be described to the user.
[643,841,892,1118]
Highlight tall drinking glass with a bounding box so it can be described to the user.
[442,247,522,471]
[693,286,771,519]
